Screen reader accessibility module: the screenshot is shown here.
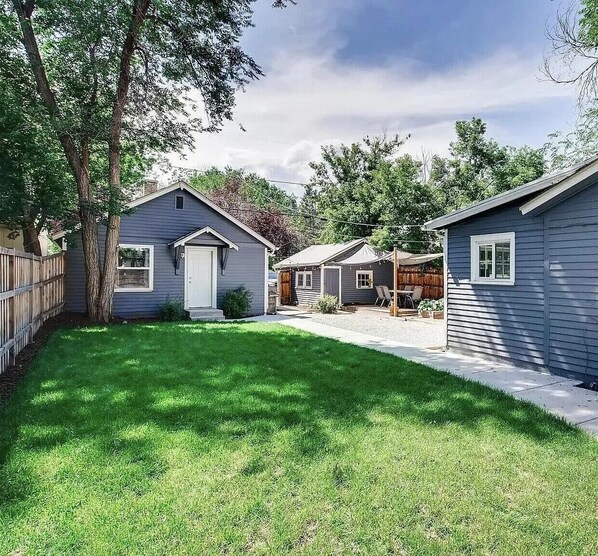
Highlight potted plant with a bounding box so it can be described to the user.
[418,299,444,319]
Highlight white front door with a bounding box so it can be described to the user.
[186,247,216,308]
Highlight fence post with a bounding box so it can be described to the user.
[9,248,16,365]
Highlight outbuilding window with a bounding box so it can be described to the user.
[356,270,373,289]
[296,271,312,289]
[175,195,185,210]
[470,233,515,285]
[116,244,154,292]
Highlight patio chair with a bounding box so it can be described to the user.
[374,285,384,306]
[409,286,424,308]
[381,285,393,308]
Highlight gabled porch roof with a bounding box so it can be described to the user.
[168,226,239,250]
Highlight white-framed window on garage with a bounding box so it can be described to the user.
[296,270,312,289]
[356,270,373,289]
[470,232,515,285]
[116,244,154,292]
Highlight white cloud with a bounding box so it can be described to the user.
[170,4,575,193]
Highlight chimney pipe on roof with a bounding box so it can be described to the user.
[142,179,158,196]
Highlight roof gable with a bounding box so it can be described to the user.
[129,182,275,249]
[169,226,239,250]
[274,238,366,268]
[53,181,275,250]
[424,155,598,230]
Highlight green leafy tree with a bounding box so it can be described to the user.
[369,154,441,252]
[308,135,407,242]
[5,0,290,321]
[429,118,545,211]
[0,22,76,254]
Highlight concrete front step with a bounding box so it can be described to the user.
[187,308,225,321]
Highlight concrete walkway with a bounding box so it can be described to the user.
[249,310,598,437]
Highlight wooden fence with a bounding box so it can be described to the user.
[397,266,443,300]
[0,248,65,374]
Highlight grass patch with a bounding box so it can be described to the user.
[0,321,597,555]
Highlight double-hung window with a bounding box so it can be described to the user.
[470,233,515,285]
[296,271,312,289]
[116,244,154,291]
[356,270,373,289]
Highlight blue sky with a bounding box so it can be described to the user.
[175,0,578,194]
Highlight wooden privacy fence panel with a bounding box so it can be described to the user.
[396,266,443,300]
[0,248,65,374]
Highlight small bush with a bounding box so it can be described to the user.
[418,298,444,312]
[314,294,338,314]
[222,287,253,319]
[159,297,187,321]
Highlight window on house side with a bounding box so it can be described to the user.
[296,271,312,289]
[175,195,184,210]
[356,270,373,289]
[116,244,153,291]
[470,233,515,285]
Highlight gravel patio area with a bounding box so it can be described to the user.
[282,308,446,349]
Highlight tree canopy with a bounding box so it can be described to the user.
[303,119,545,253]
[5,0,289,320]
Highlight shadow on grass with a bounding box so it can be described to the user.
[0,321,580,506]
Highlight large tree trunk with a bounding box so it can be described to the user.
[21,221,42,256]
[97,0,151,321]
[13,0,102,319]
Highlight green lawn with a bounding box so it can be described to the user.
[0,322,597,556]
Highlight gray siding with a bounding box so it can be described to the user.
[65,189,267,318]
[338,261,394,304]
[446,205,546,369]
[290,267,321,305]
[545,184,598,377]
[287,260,394,305]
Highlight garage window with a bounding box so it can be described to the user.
[470,233,515,285]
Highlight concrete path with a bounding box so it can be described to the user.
[249,310,598,437]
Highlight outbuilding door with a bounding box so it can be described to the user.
[322,266,341,303]
[186,247,216,308]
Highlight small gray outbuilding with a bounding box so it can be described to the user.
[426,154,598,381]
[274,239,441,306]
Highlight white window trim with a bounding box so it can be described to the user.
[115,244,154,292]
[296,270,313,289]
[355,270,374,289]
[470,232,515,286]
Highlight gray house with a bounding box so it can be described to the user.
[275,239,397,306]
[426,155,598,381]
[56,182,275,319]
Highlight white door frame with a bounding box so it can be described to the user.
[184,246,218,309]
[321,265,342,305]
